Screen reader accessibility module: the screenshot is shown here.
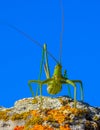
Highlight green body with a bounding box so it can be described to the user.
[28,44,84,108]
[47,64,62,94]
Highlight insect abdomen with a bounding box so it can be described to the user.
[47,82,62,95]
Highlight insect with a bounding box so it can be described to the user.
[27,1,84,108]
[2,1,84,108]
[28,43,84,108]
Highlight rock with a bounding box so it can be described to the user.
[0,96,100,130]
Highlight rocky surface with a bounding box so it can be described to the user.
[0,96,100,130]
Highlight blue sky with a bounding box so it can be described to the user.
[0,0,100,108]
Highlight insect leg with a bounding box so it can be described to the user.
[71,80,84,101]
[64,70,71,97]
[28,80,42,97]
[36,43,51,96]
[44,44,50,79]
[42,78,53,84]
[36,44,45,96]
[63,79,77,108]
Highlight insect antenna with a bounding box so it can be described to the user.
[59,0,64,64]
[1,21,59,64]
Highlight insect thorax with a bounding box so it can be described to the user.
[53,64,62,76]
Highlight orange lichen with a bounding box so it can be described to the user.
[13,105,87,130]
[30,125,44,130]
[60,124,71,130]
[47,109,65,124]
[31,110,39,116]
[61,105,87,116]
[13,126,24,130]
[30,125,54,130]
[13,124,71,130]
[0,110,9,121]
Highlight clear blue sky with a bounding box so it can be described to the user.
[0,0,100,108]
